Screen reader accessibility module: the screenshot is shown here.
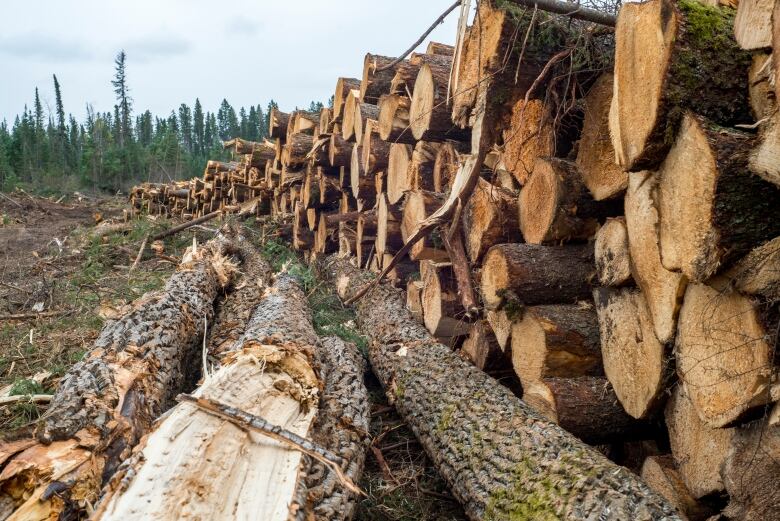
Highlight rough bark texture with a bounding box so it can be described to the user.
[325,256,681,521]
[610,0,752,170]
[594,288,671,420]
[725,235,780,300]
[481,243,595,310]
[360,54,399,104]
[656,113,779,282]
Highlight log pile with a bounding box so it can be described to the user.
[115,0,779,518]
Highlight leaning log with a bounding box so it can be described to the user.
[325,256,681,520]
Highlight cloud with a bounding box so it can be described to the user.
[121,36,192,63]
[0,34,95,62]
[225,17,259,35]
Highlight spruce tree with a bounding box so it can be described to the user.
[111,50,133,147]
[193,99,205,156]
[178,103,192,153]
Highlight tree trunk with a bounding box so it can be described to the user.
[401,190,449,261]
[610,0,752,170]
[329,133,352,168]
[353,104,380,146]
[576,72,628,201]
[522,377,649,445]
[410,62,470,142]
[625,171,687,344]
[387,142,413,204]
[269,107,290,139]
[675,282,775,428]
[640,455,716,521]
[377,94,416,145]
[657,113,779,282]
[593,288,670,420]
[665,385,736,498]
[361,119,390,174]
[480,243,595,310]
[510,305,603,386]
[324,256,681,520]
[360,53,399,104]
[462,178,521,263]
[0,238,235,519]
[734,0,774,49]
[502,98,555,186]
[519,158,622,244]
[722,418,780,521]
[333,77,361,121]
[595,217,633,287]
[282,133,314,168]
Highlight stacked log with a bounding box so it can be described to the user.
[122,1,780,518]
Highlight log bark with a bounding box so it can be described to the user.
[360,53,398,104]
[410,62,470,141]
[333,77,361,121]
[656,113,779,282]
[595,217,633,287]
[282,133,314,168]
[329,133,352,169]
[522,377,649,445]
[400,190,449,261]
[593,288,671,420]
[325,256,681,520]
[480,243,595,310]
[625,171,687,344]
[675,283,775,428]
[640,455,716,521]
[377,94,416,144]
[665,385,736,498]
[519,158,622,244]
[502,98,555,185]
[610,0,752,170]
[462,178,521,263]
[0,238,235,519]
[576,72,628,201]
[510,305,603,387]
[386,143,413,204]
[722,418,780,521]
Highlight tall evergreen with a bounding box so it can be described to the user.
[111,50,132,147]
[193,99,205,156]
[178,103,192,153]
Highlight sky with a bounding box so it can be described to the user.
[0,0,461,124]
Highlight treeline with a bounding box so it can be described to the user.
[0,51,324,193]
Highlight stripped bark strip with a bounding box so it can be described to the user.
[326,256,681,520]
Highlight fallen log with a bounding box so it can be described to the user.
[610,0,752,170]
[360,53,398,104]
[325,256,681,520]
[0,237,235,519]
[410,62,469,142]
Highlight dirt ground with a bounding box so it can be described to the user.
[0,190,466,520]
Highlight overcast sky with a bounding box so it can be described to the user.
[0,0,461,124]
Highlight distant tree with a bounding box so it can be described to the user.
[178,103,193,153]
[193,99,205,155]
[204,112,216,152]
[111,50,133,146]
[328,95,335,109]
[308,100,324,113]
[136,110,153,147]
[264,100,278,138]
[52,75,69,173]
[238,106,249,139]
[216,99,239,141]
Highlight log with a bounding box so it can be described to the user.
[282,133,314,167]
[380,253,417,284]
[325,257,681,520]
[406,279,424,321]
[749,110,780,187]
[576,72,628,201]
[724,235,780,300]
[510,305,602,386]
[353,103,380,146]
[722,418,780,521]
[640,456,715,521]
[329,133,352,168]
[360,119,390,175]
[625,171,687,344]
[93,274,364,520]
[333,77,360,120]
[441,221,479,316]
[675,283,775,428]
[356,212,378,268]
[734,0,774,49]
[426,41,454,56]
[377,94,415,144]
[341,89,361,141]
[486,309,512,351]
[594,217,632,287]
[318,107,332,134]
[522,377,649,445]
[480,243,595,310]
[386,143,413,204]
[400,190,449,261]
[462,178,520,263]
[0,238,235,519]
[593,288,670,420]
[376,194,403,256]
[519,158,622,244]
[410,62,470,141]
[748,52,775,120]
[460,320,505,370]
[407,140,441,192]
[656,113,779,282]
[610,0,752,170]
[269,107,290,139]
[502,98,554,185]
[432,140,469,192]
[350,144,374,200]
[421,261,471,338]
[316,213,338,255]
[360,53,398,104]
[665,385,736,498]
